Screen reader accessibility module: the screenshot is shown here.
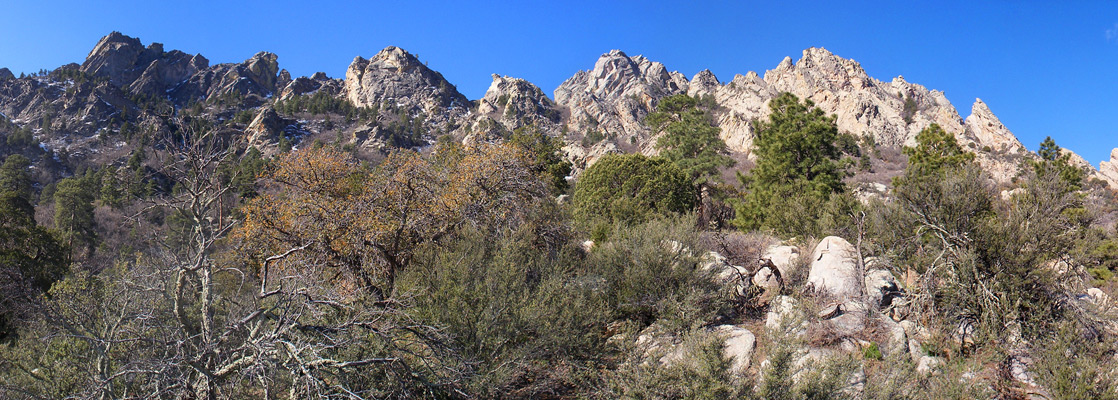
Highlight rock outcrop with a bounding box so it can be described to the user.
[277,72,344,101]
[0,68,14,80]
[81,32,210,98]
[1099,149,1118,190]
[714,325,757,376]
[344,46,468,130]
[169,51,280,106]
[245,107,306,153]
[554,50,689,146]
[807,236,862,302]
[461,74,563,144]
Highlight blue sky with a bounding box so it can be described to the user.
[1,0,1116,164]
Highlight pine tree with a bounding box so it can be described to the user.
[733,92,846,235]
[646,94,734,186]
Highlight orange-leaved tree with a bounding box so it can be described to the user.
[237,142,545,302]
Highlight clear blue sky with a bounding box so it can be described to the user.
[2,0,1116,164]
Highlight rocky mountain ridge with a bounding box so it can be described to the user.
[1,32,1114,189]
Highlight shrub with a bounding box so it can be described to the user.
[587,216,726,331]
[607,328,750,399]
[572,153,696,232]
[862,343,883,360]
[402,222,609,397]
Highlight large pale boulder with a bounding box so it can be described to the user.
[766,295,806,333]
[714,325,756,376]
[807,236,863,302]
[752,265,781,289]
[700,251,749,295]
[762,244,801,277]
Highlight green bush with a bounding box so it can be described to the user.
[863,343,883,360]
[572,153,696,231]
[587,217,725,331]
[402,221,608,397]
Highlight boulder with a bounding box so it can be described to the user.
[762,244,801,277]
[807,236,863,302]
[580,240,594,253]
[752,265,781,290]
[766,295,804,332]
[865,268,901,309]
[1088,287,1111,306]
[916,355,944,375]
[883,317,908,356]
[714,325,756,376]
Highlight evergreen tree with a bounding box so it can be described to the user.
[0,155,33,202]
[733,92,847,236]
[900,123,974,179]
[54,176,97,257]
[508,125,572,195]
[1032,136,1086,192]
[646,94,734,186]
[0,156,67,340]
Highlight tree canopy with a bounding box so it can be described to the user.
[572,153,696,230]
[733,92,848,236]
[646,94,734,186]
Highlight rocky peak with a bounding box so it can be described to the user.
[687,69,721,96]
[462,74,562,143]
[477,74,557,118]
[554,50,689,147]
[0,68,13,80]
[766,47,872,92]
[345,46,467,109]
[243,52,280,91]
[82,32,160,87]
[566,50,688,102]
[369,46,420,71]
[344,46,468,134]
[964,98,1025,155]
[81,32,210,99]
